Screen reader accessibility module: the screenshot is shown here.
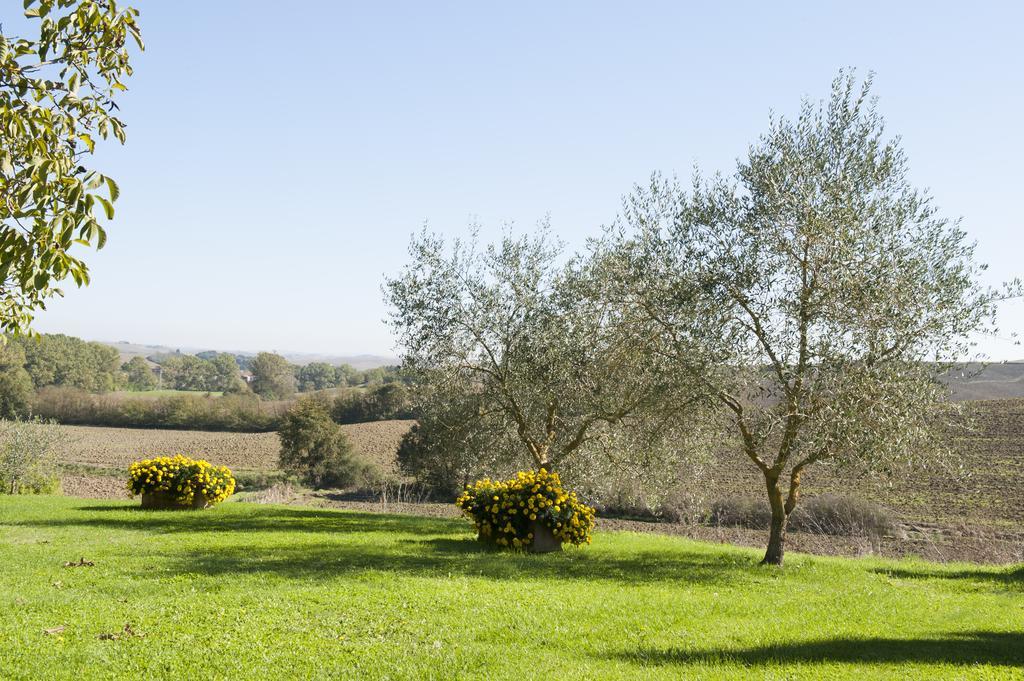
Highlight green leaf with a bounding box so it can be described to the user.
[95,195,114,220]
[105,176,120,202]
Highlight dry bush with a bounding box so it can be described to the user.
[707,494,899,540]
[242,482,299,505]
[0,418,65,494]
[707,497,773,529]
[790,494,900,539]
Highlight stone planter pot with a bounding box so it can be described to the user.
[140,490,209,510]
[527,519,562,553]
[475,520,562,552]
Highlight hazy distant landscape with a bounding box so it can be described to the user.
[102,340,397,371]
[943,362,1024,400]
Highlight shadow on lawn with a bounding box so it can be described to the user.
[872,565,1024,590]
[154,536,749,586]
[612,631,1024,667]
[12,502,754,585]
[22,503,460,537]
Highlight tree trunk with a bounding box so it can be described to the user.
[761,475,788,566]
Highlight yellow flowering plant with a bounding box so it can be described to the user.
[455,469,595,549]
[127,455,235,508]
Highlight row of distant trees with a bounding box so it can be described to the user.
[0,333,404,416]
[143,352,401,398]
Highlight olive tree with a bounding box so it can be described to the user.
[605,72,1017,565]
[1,1,143,334]
[385,224,691,477]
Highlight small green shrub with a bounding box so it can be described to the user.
[279,396,380,489]
[0,418,64,495]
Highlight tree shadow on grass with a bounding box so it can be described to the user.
[9,502,460,537]
[871,565,1024,590]
[150,535,751,586]
[611,631,1024,668]
[9,501,755,585]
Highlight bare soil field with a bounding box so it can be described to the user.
[701,399,1024,529]
[54,420,416,498]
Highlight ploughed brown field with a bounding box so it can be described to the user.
[691,399,1024,563]
[51,400,1024,562]
[57,420,415,499]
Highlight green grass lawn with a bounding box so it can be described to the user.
[1,496,1021,680]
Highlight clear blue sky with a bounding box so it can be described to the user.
[28,0,1024,359]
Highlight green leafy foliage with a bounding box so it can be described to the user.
[332,383,413,424]
[603,71,1019,564]
[0,341,33,417]
[159,354,218,392]
[250,352,296,400]
[0,417,63,494]
[0,0,142,333]
[297,361,340,392]
[278,395,378,488]
[120,355,155,391]
[395,388,506,499]
[386,224,690,473]
[11,332,120,391]
[31,385,286,431]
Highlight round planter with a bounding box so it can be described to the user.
[477,520,562,553]
[140,490,209,510]
[527,519,562,553]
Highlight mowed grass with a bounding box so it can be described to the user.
[1,497,1021,680]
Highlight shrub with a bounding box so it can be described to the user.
[790,494,898,538]
[332,383,413,424]
[0,343,33,419]
[456,469,596,549]
[707,497,773,529]
[127,455,235,507]
[0,418,63,494]
[707,494,898,539]
[278,396,379,488]
[396,387,525,499]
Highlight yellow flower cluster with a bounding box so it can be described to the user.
[455,469,595,549]
[127,455,235,507]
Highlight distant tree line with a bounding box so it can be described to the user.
[13,334,121,393]
[32,388,286,432]
[0,334,407,426]
[151,353,247,393]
